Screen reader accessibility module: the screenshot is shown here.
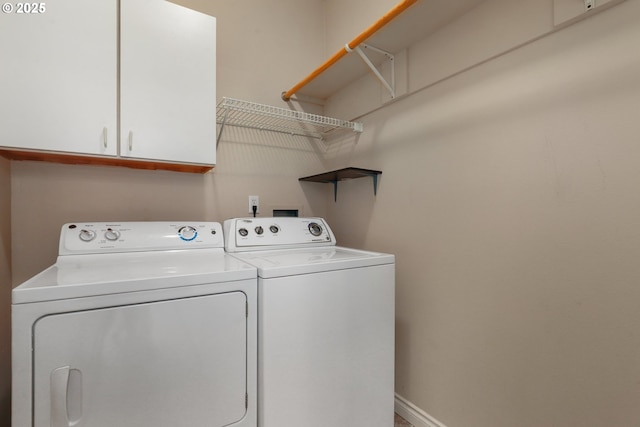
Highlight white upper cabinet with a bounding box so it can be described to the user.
[0,0,216,169]
[0,0,118,156]
[121,0,216,165]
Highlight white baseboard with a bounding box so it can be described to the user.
[395,393,447,427]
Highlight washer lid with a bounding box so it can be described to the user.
[12,249,256,304]
[229,246,394,278]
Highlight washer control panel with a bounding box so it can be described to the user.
[59,222,224,255]
[224,217,336,252]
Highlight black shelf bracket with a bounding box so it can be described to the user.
[299,167,382,202]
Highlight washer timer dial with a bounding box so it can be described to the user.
[79,229,96,242]
[104,228,120,241]
[308,222,323,236]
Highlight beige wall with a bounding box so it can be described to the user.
[0,157,11,425]
[323,0,397,55]
[323,0,640,425]
[173,0,326,107]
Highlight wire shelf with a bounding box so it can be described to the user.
[216,97,363,141]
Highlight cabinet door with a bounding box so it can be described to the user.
[0,0,118,156]
[33,292,247,427]
[120,0,216,165]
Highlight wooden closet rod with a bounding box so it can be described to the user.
[281,0,419,101]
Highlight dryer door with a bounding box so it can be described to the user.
[32,291,247,427]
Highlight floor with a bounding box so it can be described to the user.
[394,413,413,427]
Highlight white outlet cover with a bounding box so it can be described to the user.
[248,196,259,213]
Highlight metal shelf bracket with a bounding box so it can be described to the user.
[281,0,418,101]
[347,43,396,99]
[216,107,230,148]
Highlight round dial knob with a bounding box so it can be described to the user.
[255,226,264,235]
[308,222,323,236]
[178,226,198,241]
[269,225,279,234]
[238,228,249,237]
[104,228,120,241]
[79,229,96,242]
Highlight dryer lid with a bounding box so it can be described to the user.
[12,249,256,304]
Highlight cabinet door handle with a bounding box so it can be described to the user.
[103,127,108,148]
[128,131,133,151]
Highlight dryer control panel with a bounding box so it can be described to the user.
[59,222,224,255]
[224,217,336,252]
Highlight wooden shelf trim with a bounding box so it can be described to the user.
[0,149,214,174]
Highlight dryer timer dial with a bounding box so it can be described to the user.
[178,226,198,241]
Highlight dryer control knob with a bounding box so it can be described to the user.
[238,228,249,237]
[178,226,198,241]
[79,229,96,242]
[255,226,264,235]
[104,228,120,241]
[308,222,323,236]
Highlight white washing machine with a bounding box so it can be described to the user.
[224,217,395,427]
[12,222,257,427]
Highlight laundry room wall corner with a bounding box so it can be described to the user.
[0,156,12,427]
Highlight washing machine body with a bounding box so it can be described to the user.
[224,217,395,427]
[12,222,257,427]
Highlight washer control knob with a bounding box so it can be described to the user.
[238,228,249,237]
[104,228,120,241]
[269,225,279,234]
[178,226,198,241]
[79,229,96,242]
[308,222,323,236]
[255,226,264,235]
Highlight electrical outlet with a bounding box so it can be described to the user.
[584,0,595,11]
[248,195,259,214]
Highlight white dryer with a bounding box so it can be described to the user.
[224,217,395,427]
[12,222,257,427]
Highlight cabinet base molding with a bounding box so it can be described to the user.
[0,149,213,174]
